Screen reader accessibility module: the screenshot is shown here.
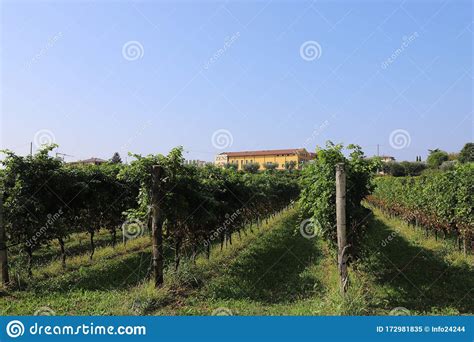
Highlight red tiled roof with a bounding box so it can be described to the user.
[70,157,106,164]
[220,149,307,157]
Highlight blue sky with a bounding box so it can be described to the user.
[1,0,472,162]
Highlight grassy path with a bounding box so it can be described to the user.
[0,208,301,315]
[154,209,369,315]
[1,208,348,315]
[1,206,472,315]
[155,207,474,316]
[359,206,474,315]
[155,208,321,315]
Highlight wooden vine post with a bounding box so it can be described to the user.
[0,191,9,286]
[336,163,349,295]
[151,165,164,288]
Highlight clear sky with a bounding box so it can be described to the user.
[1,0,472,162]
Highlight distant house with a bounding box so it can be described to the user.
[379,155,395,163]
[68,157,107,166]
[374,155,396,175]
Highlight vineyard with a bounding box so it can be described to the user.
[367,163,473,253]
[0,145,299,287]
[0,143,473,315]
[298,143,379,251]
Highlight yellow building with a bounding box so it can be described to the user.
[215,148,315,171]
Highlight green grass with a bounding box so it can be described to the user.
[0,209,298,315]
[154,209,371,315]
[1,206,472,316]
[357,206,474,315]
[8,228,121,270]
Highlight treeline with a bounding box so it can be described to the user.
[378,142,473,177]
[0,145,300,286]
[379,161,426,176]
[367,163,473,253]
[298,143,379,256]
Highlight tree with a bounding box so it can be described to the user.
[243,162,260,173]
[440,160,457,171]
[427,149,448,169]
[381,161,426,177]
[448,153,459,161]
[284,161,297,171]
[263,162,278,172]
[459,143,474,163]
[224,163,238,171]
[400,161,426,176]
[110,152,122,164]
[382,161,405,176]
